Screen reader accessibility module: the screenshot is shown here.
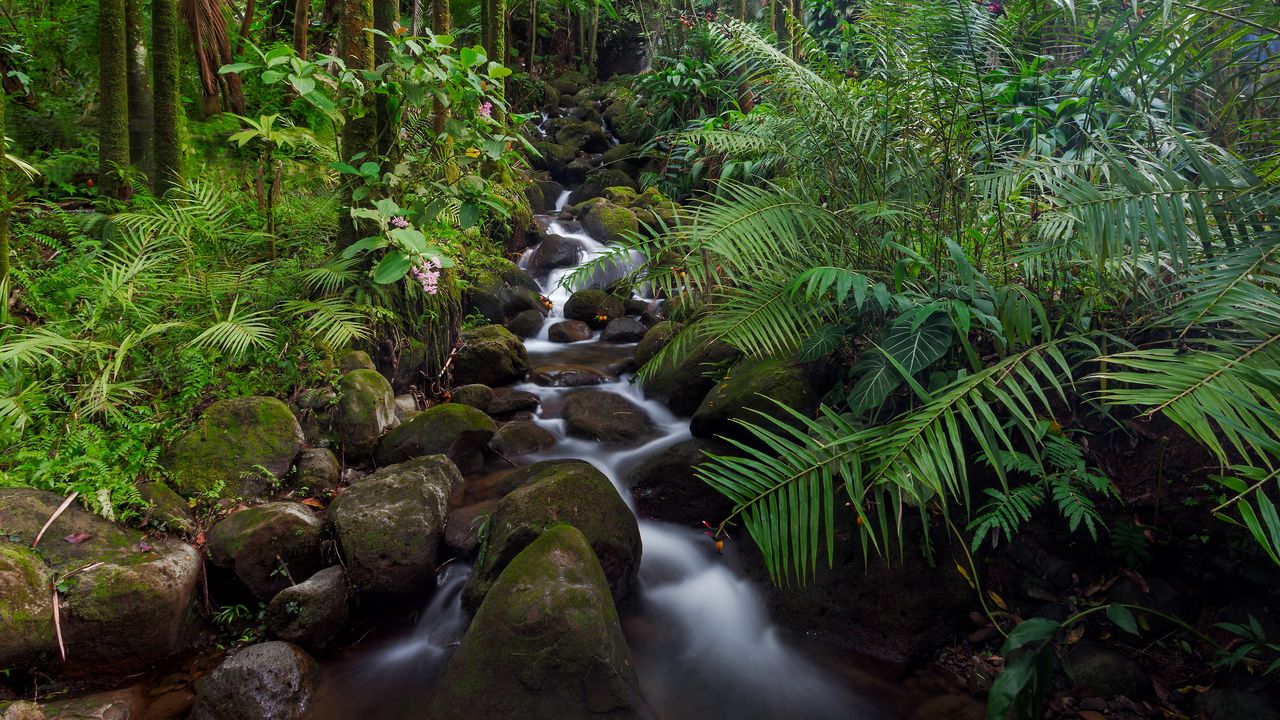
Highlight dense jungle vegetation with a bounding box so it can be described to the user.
[1,0,1279,717]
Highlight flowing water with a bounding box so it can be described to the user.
[318,192,890,719]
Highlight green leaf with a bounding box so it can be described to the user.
[219,62,258,74]
[261,70,286,84]
[374,197,401,219]
[372,252,412,284]
[1107,604,1140,636]
[459,202,480,229]
[227,129,259,147]
[339,236,388,259]
[389,227,428,254]
[1001,617,1061,653]
[290,75,316,95]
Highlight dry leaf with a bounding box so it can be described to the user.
[301,498,325,508]
[63,532,91,544]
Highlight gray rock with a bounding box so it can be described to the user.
[295,448,341,493]
[453,325,530,387]
[444,501,499,558]
[334,369,399,456]
[488,421,556,458]
[1064,642,1152,699]
[563,289,624,329]
[191,642,320,720]
[206,502,323,600]
[265,566,349,652]
[530,364,613,387]
[624,439,736,525]
[505,308,545,338]
[526,234,584,278]
[488,389,541,417]
[562,391,655,444]
[548,320,594,343]
[602,317,647,343]
[327,455,464,595]
[451,384,495,413]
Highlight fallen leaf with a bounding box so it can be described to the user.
[138,540,154,552]
[1066,624,1086,644]
[63,532,91,544]
[1078,711,1107,720]
[301,498,325,509]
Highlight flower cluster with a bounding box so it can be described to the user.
[390,216,409,229]
[410,256,441,295]
[478,101,493,119]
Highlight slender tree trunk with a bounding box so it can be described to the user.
[125,0,153,183]
[0,88,9,283]
[767,0,775,33]
[294,0,311,57]
[373,0,397,158]
[481,0,492,57]
[774,0,788,48]
[526,0,536,72]
[339,0,376,248]
[153,0,180,193]
[411,0,422,35]
[240,0,257,38]
[99,0,131,201]
[587,2,598,69]
[432,0,450,135]
[494,0,506,121]
[790,0,802,57]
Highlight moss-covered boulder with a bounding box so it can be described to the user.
[335,369,399,456]
[464,260,543,326]
[625,439,737,526]
[451,383,495,413]
[641,337,741,416]
[488,388,541,417]
[295,447,341,493]
[602,142,639,168]
[431,526,652,720]
[582,201,639,244]
[550,69,592,97]
[444,500,499,558]
[264,566,349,652]
[191,641,321,720]
[376,402,497,472]
[138,480,195,535]
[453,325,529,387]
[526,233,584,278]
[530,364,613,387]
[488,420,556,458]
[602,317,647,343]
[0,489,201,674]
[569,169,639,205]
[690,357,817,445]
[548,319,594,343]
[555,120,610,154]
[1064,642,1152,699]
[463,460,641,608]
[338,350,376,372]
[530,141,577,179]
[291,387,338,446]
[505,308,545,339]
[206,502,323,600]
[327,455,464,595]
[563,289,625,328]
[633,320,681,368]
[562,391,656,444]
[163,396,304,499]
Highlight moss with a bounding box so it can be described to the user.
[97,0,130,200]
[690,357,817,444]
[335,369,396,454]
[563,290,624,329]
[376,402,496,466]
[162,396,304,499]
[452,325,530,387]
[0,544,54,663]
[601,185,640,205]
[151,0,180,193]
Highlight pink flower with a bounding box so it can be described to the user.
[410,256,442,295]
[478,101,493,119]
[391,216,409,229]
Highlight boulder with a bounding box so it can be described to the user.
[463,460,641,608]
[327,455,464,595]
[163,396,304,498]
[453,325,529,387]
[1194,689,1280,720]
[488,421,556,458]
[530,364,613,387]
[568,104,603,124]
[206,502,323,600]
[563,289,625,329]
[633,320,681,369]
[562,391,655,444]
[563,155,597,185]
[569,169,639,205]
[581,201,639,244]
[690,357,817,445]
[463,261,542,325]
[394,394,418,419]
[602,317,647,343]
[190,642,320,720]
[602,143,639,168]
[0,489,201,674]
[488,389,541,417]
[335,369,399,456]
[624,439,736,525]
[1064,643,1152,699]
[376,403,496,472]
[526,234,583,278]
[264,566,349,652]
[550,69,591,97]
[443,500,499,558]
[294,447,341,493]
[530,141,577,179]
[432,526,652,720]
[555,120,610,153]
[139,480,195,535]
[338,350,376,372]
[451,384,495,413]
[641,336,740,417]
[292,388,338,446]
[548,319,594,343]
[505,308,545,338]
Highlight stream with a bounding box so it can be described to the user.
[316,193,893,719]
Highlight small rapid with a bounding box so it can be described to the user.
[318,187,885,720]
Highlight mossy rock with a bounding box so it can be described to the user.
[138,480,195,535]
[505,308,546,339]
[601,184,640,206]
[376,402,497,472]
[0,489,202,674]
[295,447,341,493]
[335,369,399,456]
[463,460,641,609]
[633,320,682,369]
[550,69,592,96]
[327,455,463,595]
[690,357,817,444]
[529,141,577,178]
[431,526,652,720]
[561,391,656,443]
[602,144,639,168]
[338,350,376,372]
[625,438,736,525]
[555,120,610,154]
[163,396,304,499]
[451,384,496,413]
[569,169,639,205]
[581,201,639,244]
[464,260,544,325]
[488,420,556,458]
[264,566,349,652]
[444,500,499,558]
[191,641,321,720]
[453,325,530,387]
[563,289,625,328]
[641,336,740,416]
[206,502,323,600]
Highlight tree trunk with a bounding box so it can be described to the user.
[0,88,9,283]
[339,0,376,248]
[411,0,422,35]
[125,0,153,184]
[431,0,450,135]
[99,0,131,201]
[587,2,598,69]
[153,0,180,193]
[374,0,397,158]
[526,0,535,72]
[294,0,311,57]
[774,0,788,48]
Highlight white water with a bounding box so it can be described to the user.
[320,183,884,720]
